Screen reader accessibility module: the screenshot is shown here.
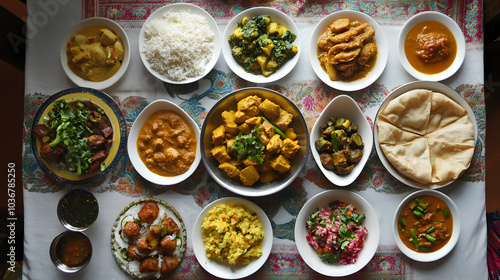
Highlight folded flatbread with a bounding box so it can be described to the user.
[377,89,475,186]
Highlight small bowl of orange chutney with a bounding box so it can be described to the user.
[50,231,93,273]
[397,11,465,81]
[127,99,201,185]
[392,189,460,262]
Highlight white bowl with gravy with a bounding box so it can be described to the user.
[397,11,466,81]
[127,99,201,185]
[60,17,130,90]
[309,10,388,91]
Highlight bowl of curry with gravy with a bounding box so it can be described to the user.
[60,17,130,90]
[393,189,460,262]
[309,10,388,91]
[397,11,465,81]
[201,87,310,197]
[127,99,201,185]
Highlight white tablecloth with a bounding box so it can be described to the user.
[22,0,487,279]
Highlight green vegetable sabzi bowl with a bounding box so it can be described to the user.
[200,87,310,197]
[31,87,126,184]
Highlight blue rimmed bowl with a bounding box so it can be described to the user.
[30,87,126,184]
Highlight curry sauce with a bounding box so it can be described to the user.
[137,110,196,176]
[404,21,457,75]
[66,25,124,82]
[398,195,453,253]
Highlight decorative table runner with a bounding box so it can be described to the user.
[22,0,486,279]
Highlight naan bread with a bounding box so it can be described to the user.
[377,89,475,186]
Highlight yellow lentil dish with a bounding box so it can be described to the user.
[211,95,301,186]
[201,203,264,265]
[398,195,453,253]
[137,110,197,176]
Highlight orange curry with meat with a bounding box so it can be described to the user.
[137,110,197,176]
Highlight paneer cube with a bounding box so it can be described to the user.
[239,166,260,186]
[219,162,240,180]
[212,124,226,146]
[237,95,261,117]
[270,155,291,174]
[258,99,280,120]
[281,138,300,159]
[260,171,277,184]
[266,134,282,153]
[274,108,293,131]
[238,123,251,135]
[285,128,297,140]
[211,145,231,164]
[244,116,262,126]
[222,110,239,135]
[235,110,251,124]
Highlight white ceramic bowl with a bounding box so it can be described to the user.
[397,11,466,81]
[310,95,373,186]
[309,10,388,91]
[295,189,380,277]
[200,87,310,197]
[392,189,460,262]
[127,99,201,185]
[373,81,478,189]
[139,3,221,84]
[222,7,301,84]
[60,17,130,90]
[192,197,273,279]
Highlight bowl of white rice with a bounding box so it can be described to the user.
[139,3,221,84]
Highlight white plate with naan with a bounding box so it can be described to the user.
[374,81,477,189]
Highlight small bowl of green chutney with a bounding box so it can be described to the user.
[57,188,99,231]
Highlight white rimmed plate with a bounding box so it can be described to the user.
[295,189,380,277]
[373,81,478,189]
[309,10,388,91]
[397,11,466,81]
[60,17,130,90]
[192,197,273,279]
[222,7,301,84]
[139,3,221,84]
[127,99,201,185]
[111,197,187,278]
[392,189,460,262]
[310,95,373,186]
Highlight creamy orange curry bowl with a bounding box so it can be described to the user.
[127,99,201,185]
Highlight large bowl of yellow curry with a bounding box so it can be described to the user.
[201,87,309,197]
[222,7,300,84]
[60,17,130,90]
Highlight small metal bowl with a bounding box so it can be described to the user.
[57,188,99,231]
[50,231,93,273]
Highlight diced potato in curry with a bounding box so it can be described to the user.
[211,95,301,186]
[66,26,125,82]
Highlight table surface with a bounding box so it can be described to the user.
[22,0,487,279]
